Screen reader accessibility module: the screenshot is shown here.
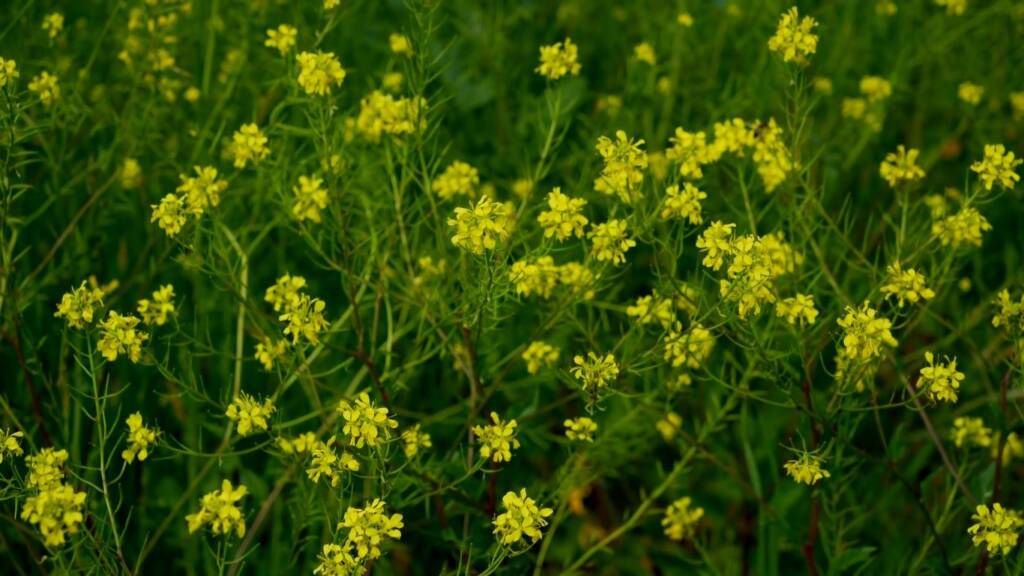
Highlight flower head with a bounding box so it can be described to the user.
[564,417,597,442]
[880,263,935,307]
[0,428,24,463]
[571,352,619,395]
[306,436,360,486]
[230,123,270,169]
[265,24,297,55]
[29,71,60,106]
[432,161,479,200]
[971,144,1021,191]
[42,13,64,39]
[55,281,105,329]
[21,483,86,548]
[225,393,276,436]
[137,284,176,326]
[186,479,248,538]
[122,412,159,463]
[919,351,964,403]
[337,392,398,449]
[968,504,1023,556]
[784,452,831,485]
[767,7,819,64]
[588,219,635,265]
[293,175,329,222]
[279,294,328,345]
[661,183,707,224]
[0,57,19,88]
[535,37,581,80]
[662,497,704,540]
[594,130,647,203]
[775,294,818,326]
[522,341,560,374]
[664,322,715,369]
[297,51,346,96]
[401,425,432,457]
[879,145,925,188]
[389,33,413,56]
[339,499,404,559]
[151,193,188,236]
[473,412,520,464]
[98,311,149,363]
[952,417,992,448]
[931,206,991,248]
[538,187,588,240]
[447,196,512,254]
[493,489,552,547]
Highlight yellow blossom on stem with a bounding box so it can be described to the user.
[970,144,1021,191]
[225,393,276,436]
[432,161,479,200]
[265,274,307,313]
[0,428,24,463]
[880,263,935,307]
[661,183,707,224]
[662,496,704,540]
[509,256,560,298]
[522,341,560,374]
[185,479,248,538]
[55,281,105,329]
[337,392,398,449]
[537,187,588,240]
[918,351,964,403]
[21,482,86,548]
[968,504,1023,556]
[664,322,715,369]
[0,57,20,88]
[879,145,925,188]
[667,127,716,180]
[696,221,736,270]
[177,166,228,216]
[535,37,581,80]
[279,293,328,345]
[951,417,992,448]
[931,206,991,248]
[293,174,329,223]
[784,452,831,485]
[265,24,297,55]
[447,196,511,254]
[473,411,520,464]
[255,337,288,370]
[588,219,635,265]
[775,294,818,326]
[29,71,60,106]
[98,311,149,363]
[338,499,404,560]
[492,488,552,547]
[389,33,413,56]
[122,412,159,463]
[137,284,176,326]
[297,51,346,96]
[401,425,432,457]
[571,351,619,395]
[564,417,597,442]
[767,7,818,64]
[230,123,270,169]
[594,130,647,203]
[306,436,360,486]
[151,193,189,236]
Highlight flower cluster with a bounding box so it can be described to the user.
[265,274,329,345]
[919,351,964,403]
[522,341,560,374]
[265,24,297,55]
[432,161,479,200]
[122,412,159,463]
[401,425,432,457]
[931,206,991,248]
[968,504,1023,556]
[510,256,560,298]
[537,187,588,240]
[662,496,704,540]
[571,352,619,395]
[292,174,329,222]
[835,302,897,390]
[879,145,925,188]
[55,281,105,329]
[448,196,512,254]
[337,392,398,448]
[660,183,707,224]
[588,219,636,265]
[536,37,581,80]
[951,417,992,448]
[297,51,346,96]
[355,90,427,142]
[21,447,87,547]
[306,436,360,486]
[970,144,1021,191]
[564,417,597,442]
[185,479,248,538]
[0,428,24,463]
[784,452,831,485]
[226,393,277,436]
[473,412,520,464]
[594,130,648,203]
[138,284,176,326]
[664,322,715,369]
[230,123,270,169]
[492,489,553,547]
[775,294,819,326]
[98,311,149,363]
[767,7,819,64]
[880,263,935,307]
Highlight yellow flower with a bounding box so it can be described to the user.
[509,256,560,298]
[919,351,964,403]
[277,432,317,455]
[522,341,560,375]
[537,187,588,240]
[401,425,432,457]
[432,161,479,199]
[255,338,288,370]
[29,71,60,106]
[660,183,707,224]
[225,393,276,436]
[293,175,329,222]
[186,479,248,538]
[951,417,992,448]
[355,90,427,142]
[971,144,1021,191]
[473,412,520,464]
[836,302,897,362]
[389,33,413,56]
[633,42,656,65]
[968,504,1023,556]
[0,428,24,463]
[588,219,635,265]
[21,482,86,548]
[137,284,176,326]
[784,452,831,485]
[662,497,704,540]
[564,417,597,442]
[42,13,64,39]
[279,294,328,345]
[626,293,676,329]
[492,489,552,547]
[265,24,297,55]
[571,352,619,395]
[558,261,597,300]
[751,119,795,192]
[177,166,228,215]
[879,145,925,188]
[0,57,19,88]
[931,206,991,248]
[696,221,736,270]
[656,411,683,441]
[230,123,270,169]
[535,37,581,80]
[26,447,68,490]
[55,281,105,329]
[880,263,935,307]
[667,127,715,180]
[297,51,346,96]
[958,82,984,105]
[677,13,694,27]
[992,289,1024,333]
[121,412,159,463]
[447,196,512,254]
[594,130,648,203]
[664,322,715,369]
[306,436,360,486]
[813,76,833,94]
[775,294,819,326]
[98,311,149,363]
[338,499,404,559]
[265,274,307,312]
[151,193,188,236]
[767,7,819,64]
[337,392,398,449]
[121,158,143,189]
[314,543,361,575]
[859,76,892,102]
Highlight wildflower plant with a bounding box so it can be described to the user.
[3,1,1024,574]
